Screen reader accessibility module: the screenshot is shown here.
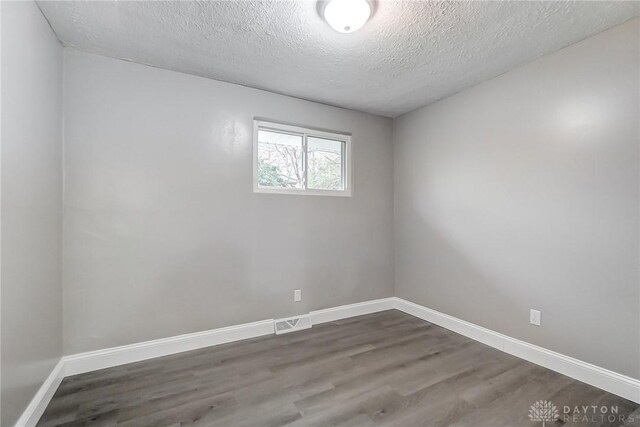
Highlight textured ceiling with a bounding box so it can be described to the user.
[38,1,639,117]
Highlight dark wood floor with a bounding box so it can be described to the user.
[38,310,639,427]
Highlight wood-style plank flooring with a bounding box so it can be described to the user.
[38,311,639,426]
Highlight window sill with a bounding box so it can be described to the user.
[253,187,352,197]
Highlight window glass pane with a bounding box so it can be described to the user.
[307,136,344,191]
[257,129,304,189]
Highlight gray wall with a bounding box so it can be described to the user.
[1,1,64,425]
[393,18,640,379]
[62,50,394,354]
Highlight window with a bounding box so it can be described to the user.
[253,120,351,196]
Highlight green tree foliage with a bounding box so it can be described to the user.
[308,151,342,190]
[257,158,297,188]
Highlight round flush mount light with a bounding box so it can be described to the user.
[319,0,373,34]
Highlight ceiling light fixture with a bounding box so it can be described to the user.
[320,0,372,34]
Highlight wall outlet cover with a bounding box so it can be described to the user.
[530,309,541,327]
[294,289,302,302]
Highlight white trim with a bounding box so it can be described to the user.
[392,297,640,404]
[14,359,65,427]
[16,297,640,427]
[252,119,352,197]
[63,319,275,376]
[309,297,395,325]
[392,298,505,349]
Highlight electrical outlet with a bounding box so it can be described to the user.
[294,289,302,302]
[530,309,541,327]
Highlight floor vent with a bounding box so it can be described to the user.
[274,314,312,335]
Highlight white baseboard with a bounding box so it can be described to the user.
[16,296,640,427]
[63,319,275,376]
[14,359,65,427]
[392,297,640,404]
[61,297,395,378]
[309,297,395,325]
[16,298,392,427]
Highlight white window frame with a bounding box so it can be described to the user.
[253,120,352,197]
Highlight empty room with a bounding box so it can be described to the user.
[1,0,639,426]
